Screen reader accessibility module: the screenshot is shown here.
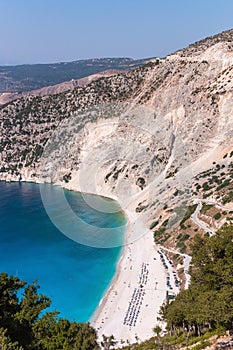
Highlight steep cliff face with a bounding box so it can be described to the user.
[0,30,232,227]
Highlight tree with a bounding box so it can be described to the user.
[0,328,23,350]
[0,273,99,350]
[153,325,162,348]
[100,335,116,350]
[161,224,233,335]
[34,318,99,350]
[0,273,25,329]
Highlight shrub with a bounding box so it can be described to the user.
[150,220,159,230]
[214,212,221,220]
[191,340,211,350]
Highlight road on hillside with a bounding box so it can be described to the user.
[191,202,214,236]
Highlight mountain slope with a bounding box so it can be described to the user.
[175,28,233,57]
[0,29,232,239]
[0,30,232,184]
[0,32,232,240]
[0,69,123,105]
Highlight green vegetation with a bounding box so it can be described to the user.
[153,204,198,249]
[154,227,166,239]
[179,204,197,226]
[214,212,221,220]
[63,173,72,183]
[176,243,186,253]
[167,204,197,230]
[0,273,99,350]
[150,220,159,230]
[0,63,150,177]
[165,168,178,179]
[191,340,211,350]
[202,182,211,191]
[216,179,230,191]
[222,191,233,204]
[136,177,146,190]
[161,224,233,337]
[144,59,160,68]
[179,233,190,242]
[203,191,213,199]
[200,204,213,214]
[129,224,232,349]
[161,219,169,227]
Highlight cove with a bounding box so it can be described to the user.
[0,181,125,322]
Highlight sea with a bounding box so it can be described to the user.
[0,181,126,322]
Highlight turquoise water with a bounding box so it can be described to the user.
[0,181,125,321]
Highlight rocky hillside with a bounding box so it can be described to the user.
[175,28,233,57]
[0,69,123,105]
[0,29,232,242]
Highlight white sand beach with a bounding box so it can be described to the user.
[90,208,179,344]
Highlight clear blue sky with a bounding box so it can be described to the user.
[0,0,233,65]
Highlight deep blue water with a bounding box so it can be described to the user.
[0,181,125,322]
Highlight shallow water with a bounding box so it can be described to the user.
[0,181,125,321]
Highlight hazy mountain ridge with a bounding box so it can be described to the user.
[0,57,151,93]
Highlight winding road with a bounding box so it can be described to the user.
[191,201,214,236]
[191,198,232,236]
[157,198,232,292]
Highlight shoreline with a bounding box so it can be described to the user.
[90,206,174,344]
[0,178,175,344]
[90,206,134,326]
[90,245,125,324]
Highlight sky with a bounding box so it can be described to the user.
[0,0,233,65]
